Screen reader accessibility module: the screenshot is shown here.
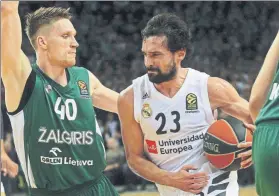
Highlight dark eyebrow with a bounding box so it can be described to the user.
[149,51,163,55]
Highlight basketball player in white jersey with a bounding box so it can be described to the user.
[118,13,253,196]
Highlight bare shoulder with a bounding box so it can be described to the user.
[208,77,238,109]
[118,85,135,120]
[87,69,95,78]
[87,70,101,95]
[207,77,230,92]
[87,69,97,81]
[207,77,235,97]
[118,85,134,106]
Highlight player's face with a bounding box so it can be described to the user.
[142,36,177,84]
[43,19,79,67]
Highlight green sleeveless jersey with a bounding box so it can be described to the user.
[8,64,106,192]
[256,63,279,125]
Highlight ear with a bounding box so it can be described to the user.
[175,49,186,61]
[37,36,47,50]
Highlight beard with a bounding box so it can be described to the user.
[147,61,177,84]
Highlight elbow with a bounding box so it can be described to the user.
[126,153,141,172]
[249,94,264,112]
[126,154,136,169]
[249,92,267,110]
[249,100,262,123]
[249,99,257,112]
[126,157,144,178]
[249,95,258,108]
[127,160,135,173]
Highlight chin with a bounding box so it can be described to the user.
[64,60,76,67]
[148,75,174,84]
[148,77,163,84]
[147,72,157,78]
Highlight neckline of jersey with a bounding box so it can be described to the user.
[149,68,191,101]
[34,63,74,93]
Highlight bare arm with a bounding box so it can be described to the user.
[208,77,253,168]
[88,71,119,113]
[249,32,279,122]
[118,86,208,193]
[208,77,253,124]
[117,86,171,185]
[1,2,31,112]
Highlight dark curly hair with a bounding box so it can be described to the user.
[141,13,192,54]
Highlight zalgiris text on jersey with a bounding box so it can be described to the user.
[38,127,94,145]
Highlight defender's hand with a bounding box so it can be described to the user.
[236,122,255,169]
[1,153,19,178]
[243,122,256,134]
[237,142,252,169]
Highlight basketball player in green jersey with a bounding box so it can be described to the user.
[1,2,119,196]
[249,31,279,196]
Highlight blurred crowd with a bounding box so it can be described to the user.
[1,1,279,195]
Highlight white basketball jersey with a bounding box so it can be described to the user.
[132,68,238,196]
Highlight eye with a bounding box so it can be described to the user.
[151,53,160,57]
[62,34,69,39]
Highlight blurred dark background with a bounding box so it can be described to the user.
[1,1,278,195]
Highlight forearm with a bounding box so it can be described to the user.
[128,155,173,186]
[1,140,5,154]
[250,32,279,120]
[223,99,253,124]
[1,3,22,72]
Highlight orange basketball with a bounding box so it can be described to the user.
[203,119,253,171]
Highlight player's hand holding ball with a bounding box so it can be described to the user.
[168,165,209,194]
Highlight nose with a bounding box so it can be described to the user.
[144,56,154,67]
[71,37,79,48]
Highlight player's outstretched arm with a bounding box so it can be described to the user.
[208,77,253,168]
[118,86,209,194]
[249,31,279,122]
[1,1,31,112]
[88,71,119,113]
